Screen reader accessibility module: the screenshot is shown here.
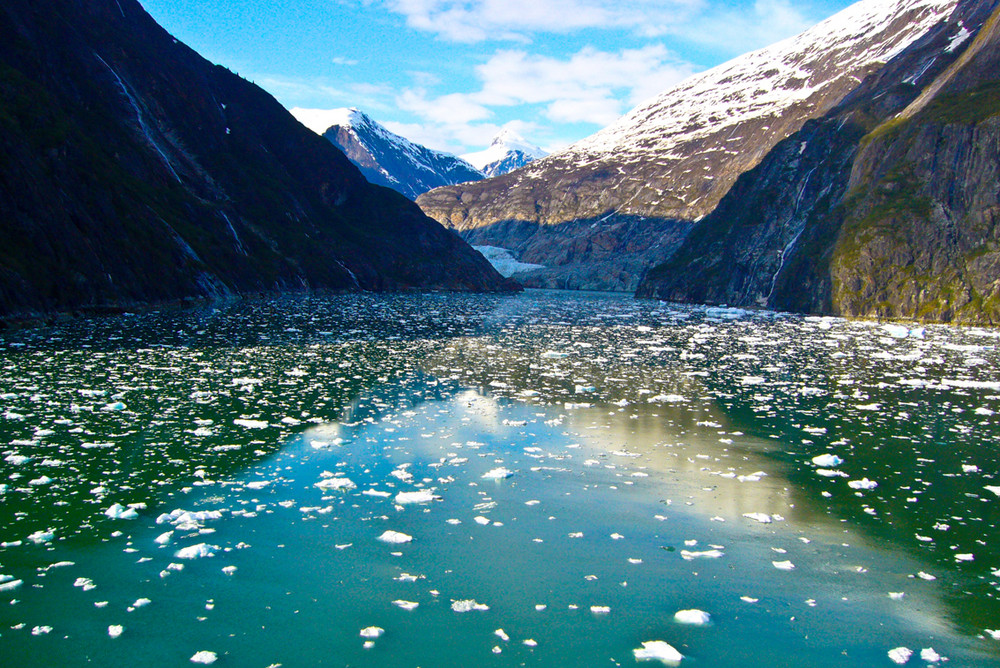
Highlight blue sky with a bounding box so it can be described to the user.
[141,0,856,155]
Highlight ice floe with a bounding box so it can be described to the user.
[377,530,413,544]
[674,609,711,625]
[451,599,489,612]
[189,651,217,664]
[634,640,683,664]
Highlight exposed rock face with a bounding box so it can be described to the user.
[418,0,958,292]
[318,108,485,200]
[0,0,513,321]
[638,0,1000,325]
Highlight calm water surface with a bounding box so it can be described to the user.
[1,291,999,666]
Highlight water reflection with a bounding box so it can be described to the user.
[0,291,998,665]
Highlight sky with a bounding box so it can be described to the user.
[140,0,857,155]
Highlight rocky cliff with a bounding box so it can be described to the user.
[0,0,513,322]
[417,0,958,292]
[638,0,1000,325]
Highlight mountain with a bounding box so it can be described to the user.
[461,130,547,178]
[291,108,484,200]
[417,0,960,292]
[0,0,514,322]
[638,0,1000,325]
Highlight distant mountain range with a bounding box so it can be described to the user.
[417,0,963,294]
[0,0,514,321]
[462,130,548,178]
[291,109,546,200]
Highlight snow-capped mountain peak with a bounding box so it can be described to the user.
[462,130,547,178]
[291,107,484,200]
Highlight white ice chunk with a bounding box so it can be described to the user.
[104,503,139,520]
[743,512,772,523]
[848,478,878,490]
[985,486,1000,497]
[681,549,724,560]
[175,543,218,559]
[674,609,711,625]
[451,599,489,612]
[495,628,510,641]
[634,640,683,664]
[28,529,55,544]
[482,467,514,480]
[888,647,913,664]
[393,600,419,610]
[772,560,795,571]
[920,648,942,663]
[394,489,439,505]
[359,626,385,638]
[811,454,843,467]
[377,530,413,544]
[189,651,217,664]
[315,477,356,491]
[108,625,124,638]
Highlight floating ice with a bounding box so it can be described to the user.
[482,467,513,480]
[377,530,413,544]
[233,419,268,429]
[108,625,124,638]
[175,543,218,559]
[743,512,772,523]
[222,566,237,575]
[0,577,23,592]
[985,486,1000,497]
[363,489,392,498]
[591,605,610,614]
[634,640,683,664]
[315,477,356,491]
[888,647,912,664]
[394,489,439,505]
[104,503,139,520]
[155,531,174,545]
[541,351,569,359]
[393,600,419,610]
[772,560,795,571]
[495,628,510,641]
[848,478,878,490]
[190,650,218,664]
[681,549,724,560]
[674,609,710,625]
[811,454,843,467]
[28,529,55,544]
[359,626,384,638]
[920,648,942,662]
[451,599,489,612]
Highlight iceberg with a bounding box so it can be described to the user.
[674,609,711,625]
[377,530,413,544]
[634,640,683,664]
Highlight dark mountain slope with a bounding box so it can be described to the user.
[0,0,512,321]
[639,0,1000,325]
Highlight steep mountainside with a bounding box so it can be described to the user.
[418,0,959,292]
[0,0,513,322]
[638,0,1000,325]
[309,108,483,200]
[461,130,547,178]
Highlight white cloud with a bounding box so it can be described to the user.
[373,43,700,153]
[376,0,826,56]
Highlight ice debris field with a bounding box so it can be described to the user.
[1,291,999,666]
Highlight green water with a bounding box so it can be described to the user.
[1,291,999,666]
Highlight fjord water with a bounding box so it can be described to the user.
[1,291,999,666]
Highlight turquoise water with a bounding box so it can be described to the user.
[1,291,999,666]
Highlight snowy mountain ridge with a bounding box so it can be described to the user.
[462,129,548,177]
[416,0,962,292]
[292,107,484,200]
